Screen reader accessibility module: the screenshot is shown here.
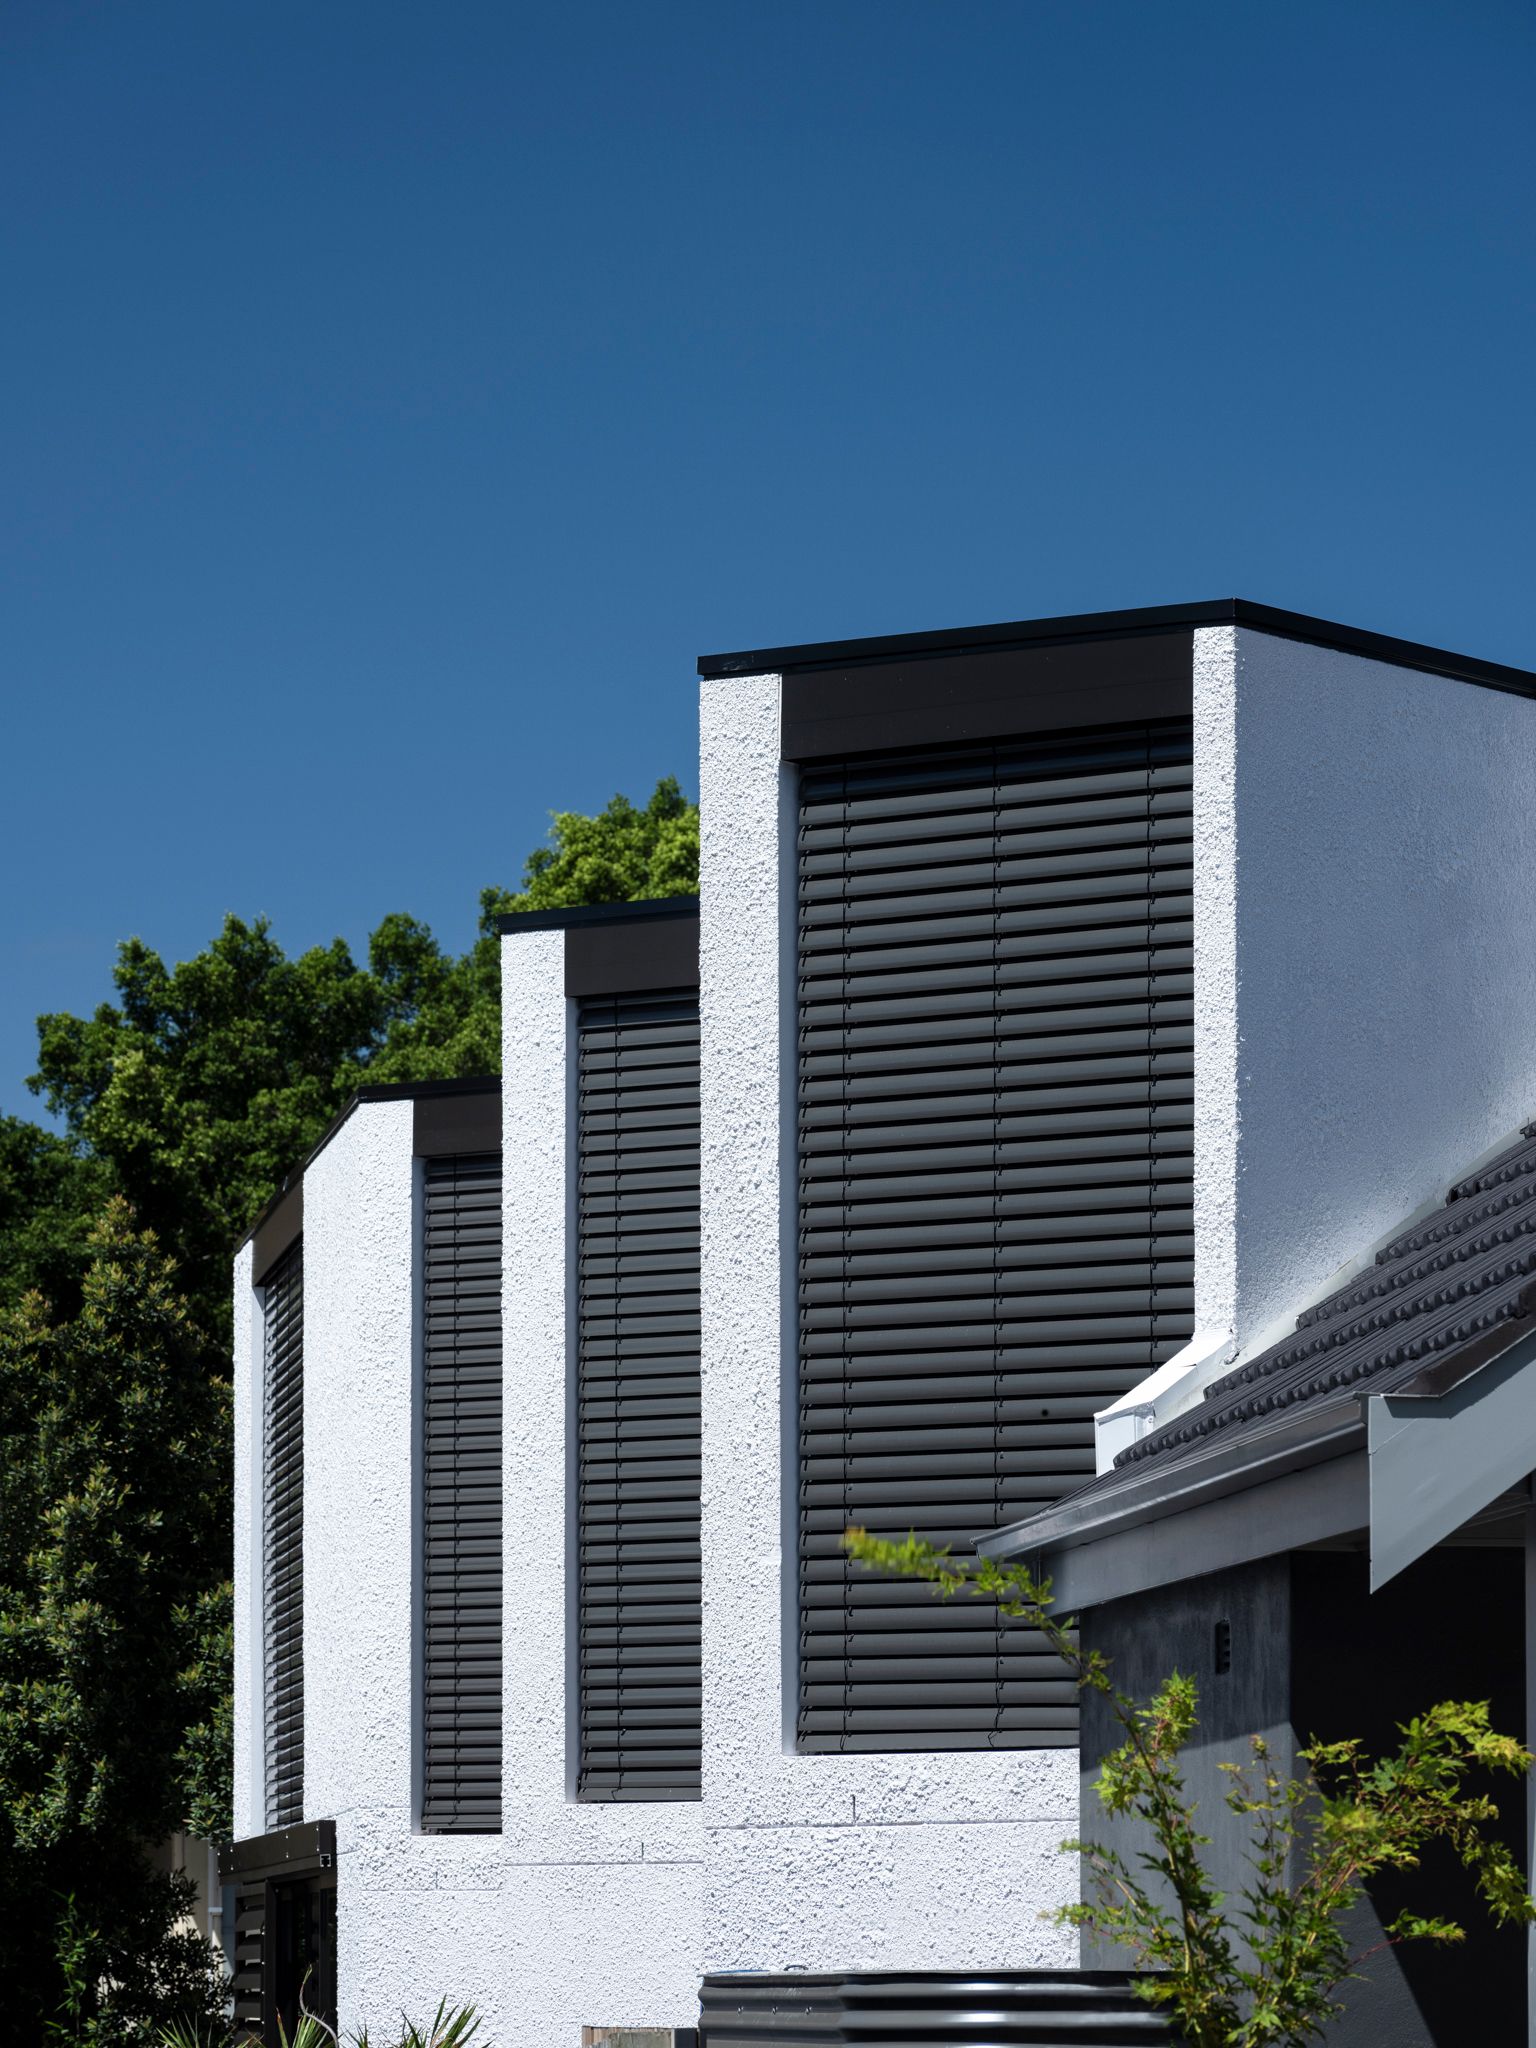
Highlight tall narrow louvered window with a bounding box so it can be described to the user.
[421,1152,503,1831]
[576,988,702,1800]
[797,723,1195,1751]
[262,1238,305,1826]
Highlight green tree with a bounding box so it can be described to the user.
[0,1202,230,2041]
[846,1529,1534,2047]
[0,1114,111,1320]
[369,776,699,1083]
[25,779,699,1333]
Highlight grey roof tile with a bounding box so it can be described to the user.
[1115,1124,1536,1476]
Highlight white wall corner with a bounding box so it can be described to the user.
[1191,623,1240,1346]
[1227,627,1536,1343]
[696,670,788,1819]
[499,926,577,1836]
[301,1097,415,1836]
[231,1237,260,1840]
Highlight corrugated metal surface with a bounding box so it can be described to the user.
[796,727,1195,1750]
[262,1238,305,1826]
[421,1151,503,1831]
[698,1971,1177,2043]
[577,988,702,1801]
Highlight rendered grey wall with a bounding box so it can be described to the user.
[1083,1551,1525,2046]
[1194,623,1536,1359]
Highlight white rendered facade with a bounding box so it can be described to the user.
[231,604,1536,2041]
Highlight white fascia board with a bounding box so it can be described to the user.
[1368,1329,1536,1591]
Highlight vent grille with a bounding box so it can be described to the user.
[577,988,702,1800]
[262,1239,305,1825]
[421,1152,504,1831]
[699,1971,1177,2044]
[796,724,1195,1751]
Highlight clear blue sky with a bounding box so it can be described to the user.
[4,1,1533,1122]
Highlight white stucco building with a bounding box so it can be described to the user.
[226,601,1536,2047]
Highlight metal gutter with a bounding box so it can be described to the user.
[980,1396,1367,1560]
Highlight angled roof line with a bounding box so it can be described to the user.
[983,1118,1536,1570]
[235,1073,500,1254]
[495,894,699,936]
[698,597,1536,700]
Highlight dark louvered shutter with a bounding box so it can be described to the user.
[421,1152,503,1830]
[262,1239,305,1825]
[797,723,1195,1751]
[576,988,702,1800]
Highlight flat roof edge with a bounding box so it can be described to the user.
[496,894,699,936]
[698,597,1536,698]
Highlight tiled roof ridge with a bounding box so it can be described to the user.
[1113,1124,1536,1473]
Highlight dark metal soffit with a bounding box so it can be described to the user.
[698,598,1536,700]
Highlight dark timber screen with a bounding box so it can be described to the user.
[796,723,1195,1751]
[262,1238,305,1826]
[576,987,702,1800]
[421,1151,504,1831]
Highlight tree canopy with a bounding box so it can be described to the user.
[0,1202,231,2039]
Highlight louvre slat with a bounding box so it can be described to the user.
[798,724,1196,1753]
[577,987,701,1802]
[262,1241,304,1827]
[421,1152,503,1833]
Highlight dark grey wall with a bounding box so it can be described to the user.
[1080,1547,1525,2047]
[1291,1549,1524,2048]
[1079,1557,1294,1974]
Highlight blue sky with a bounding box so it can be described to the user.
[3,1,1533,1122]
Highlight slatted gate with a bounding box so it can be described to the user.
[576,987,703,1800]
[421,1151,504,1830]
[796,723,1195,1751]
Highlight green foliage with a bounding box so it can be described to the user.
[371,777,699,1086]
[844,1528,1535,2048]
[484,776,698,918]
[44,1872,227,2047]
[23,782,700,1317]
[0,1114,112,1320]
[30,917,394,1341]
[159,1998,483,2048]
[0,1201,229,2034]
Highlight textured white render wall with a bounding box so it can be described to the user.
[1193,624,1536,1362]
[232,1239,260,1839]
[1191,626,1240,1344]
[286,1074,699,2048]
[499,929,702,2025]
[697,671,1077,1975]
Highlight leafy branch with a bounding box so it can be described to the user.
[844,1528,1534,2048]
